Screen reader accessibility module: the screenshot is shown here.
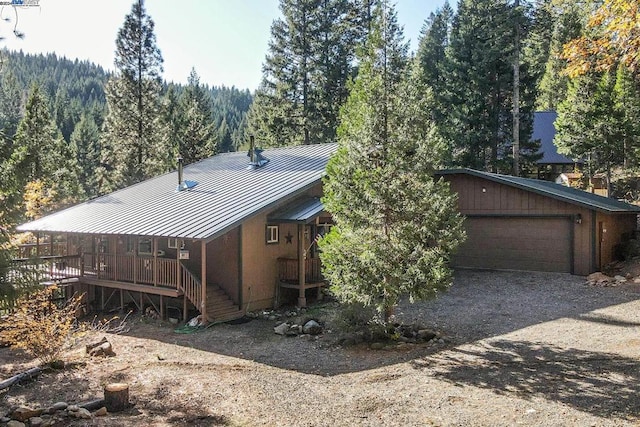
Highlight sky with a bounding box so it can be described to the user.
[0,0,449,90]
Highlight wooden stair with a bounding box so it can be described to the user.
[206,284,244,323]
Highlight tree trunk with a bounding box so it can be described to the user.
[104,383,129,412]
[0,367,42,391]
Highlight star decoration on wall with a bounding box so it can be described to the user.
[285,232,293,244]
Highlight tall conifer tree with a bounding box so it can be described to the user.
[320,2,465,324]
[100,0,168,190]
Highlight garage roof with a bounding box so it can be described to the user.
[437,169,640,213]
[17,143,338,240]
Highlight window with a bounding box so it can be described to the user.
[168,238,178,249]
[266,225,279,244]
[138,238,153,255]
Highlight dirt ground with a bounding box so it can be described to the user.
[2,269,640,426]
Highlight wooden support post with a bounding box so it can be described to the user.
[114,236,119,281]
[201,240,207,322]
[101,287,105,311]
[297,224,306,307]
[176,240,182,290]
[153,237,157,287]
[49,233,54,256]
[120,289,124,312]
[160,295,164,319]
[183,295,188,321]
[133,237,138,284]
[140,292,143,313]
[36,233,40,258]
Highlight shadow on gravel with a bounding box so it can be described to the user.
[120,270,640,376]
[411,339,640,421]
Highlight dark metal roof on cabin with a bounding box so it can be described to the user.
[268,197,324,223]
[17,143,338,240]
[437,168,640,214]
[533,111,581,165]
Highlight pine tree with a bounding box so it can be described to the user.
[535,1,584,111]
[319,2,465,324]
[248,0,363,147]
[613,65,640,169]
[70,113,101,198]
[100,0,168,190]
[416,1,453,130]
[555,71,622,192]
[0,70,23,162]
[177,69,217,163]
[3,85,80,222]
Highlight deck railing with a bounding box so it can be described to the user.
[9,255,83,283]
[179,262,202,310]
[86,254,182,289]
[277,257,323,283]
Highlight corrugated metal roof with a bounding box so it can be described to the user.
[268,197,324,223]
[437,168,640,213]
[17,143,338,240]
[533,111,583,165]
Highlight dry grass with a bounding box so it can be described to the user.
[1,270,640,426]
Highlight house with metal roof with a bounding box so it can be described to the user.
[16,143,338,322]
[533,111,583,180]
[437,169,640,275]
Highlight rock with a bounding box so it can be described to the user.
[302,320,322,335]
[67,405,79,412]
[11,407,43,422]
[417,329,437,342]
[71,408,92,419]
[94,407,108,417]
[268,315,276,321]
[586,272,611,284]
[0,417,11,424]
[7,420,26,427]
[274,322,289,335]
[634,277,640,284]
[370,342,385,350]
[49,402,67,413]
[614,275,627,283]
[29,416,43,426]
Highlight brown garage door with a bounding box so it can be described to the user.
[453,217,572,273]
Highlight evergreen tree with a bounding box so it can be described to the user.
[3,85,80,223]
[613,65,640,169]
[535,1,584,111]
[319,2,465,324]
[100,0,168,190]
[177,69,217,163]
[70,113,101,198]
[441,0,537,174]
[0,70,23,162]
[555,71,622,192]
[248,0,363,147]
[416,1,453,128]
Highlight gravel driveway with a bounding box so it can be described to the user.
[2,269,640,426]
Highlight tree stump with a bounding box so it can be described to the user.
[104,383,129,412]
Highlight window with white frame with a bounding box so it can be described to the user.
[167,238,178,249]
[266,225,279,244]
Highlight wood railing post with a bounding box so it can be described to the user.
[297,224,306,307]
[153,238,158,287]
[201,241,207,322]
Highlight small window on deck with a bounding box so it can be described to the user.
[168,238,178,249]
[138,238,153,255]
[266,225,279,244]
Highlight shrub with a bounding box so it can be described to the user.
[0,285,84,365]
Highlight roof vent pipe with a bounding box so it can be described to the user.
[177,156,184,191]
[249,135,256,164]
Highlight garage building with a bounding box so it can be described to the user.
[438,169,640,275]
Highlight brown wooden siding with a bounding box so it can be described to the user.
[442,174,637,275]
[206,227,240,304]
[240,183,324,310]
[595,212,637,269]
